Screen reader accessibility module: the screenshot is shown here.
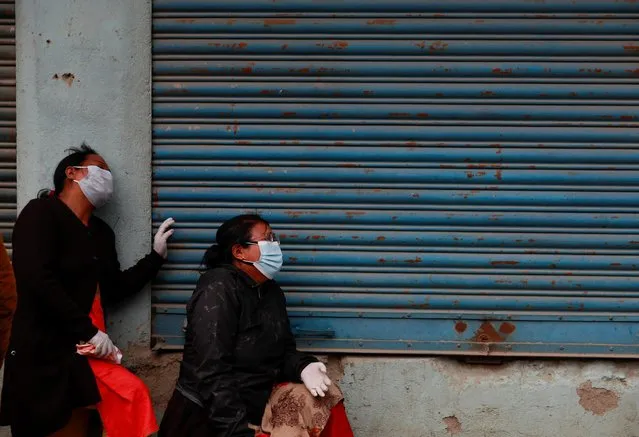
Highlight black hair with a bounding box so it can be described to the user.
[38,143,99,199]
[201,214,270,270]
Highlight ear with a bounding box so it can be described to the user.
[65,166,77,180]
[231,243,246,261]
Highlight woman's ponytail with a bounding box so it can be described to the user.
[201,244,222,270]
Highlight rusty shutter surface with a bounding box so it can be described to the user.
[151,0,639,357]
[0,1,13,250]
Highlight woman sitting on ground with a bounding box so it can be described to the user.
[160,214,353,437]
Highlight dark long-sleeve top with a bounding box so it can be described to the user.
[176,264,318,433]
[0,196,164,437]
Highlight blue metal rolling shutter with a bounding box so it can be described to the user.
[151,0,639,357]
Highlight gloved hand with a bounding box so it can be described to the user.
[88,330,117,359]
[153,218,175,259]
[301,362,332,397]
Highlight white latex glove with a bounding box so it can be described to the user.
[88,330,117,359]
[301,362,332,397]
[153,218,175,259]
[77,343,123,364]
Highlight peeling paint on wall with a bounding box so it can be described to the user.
[576,381,619,416]
[442,415,462,435]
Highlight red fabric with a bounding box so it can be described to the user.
[87,292,159,437]
[320,402,354,437]
[255,401,353,437]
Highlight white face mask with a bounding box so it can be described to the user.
[73,165,114,208]
[248,240,283,279]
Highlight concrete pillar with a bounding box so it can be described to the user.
[15,0,152,347]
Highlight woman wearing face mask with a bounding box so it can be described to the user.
[159,214,353,437]
[0,144,175,437]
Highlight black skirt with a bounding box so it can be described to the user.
[159,390,254,437]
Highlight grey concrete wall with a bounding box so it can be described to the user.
[15,0,152,347]
[124,352,639,437]
[336,357,639,437]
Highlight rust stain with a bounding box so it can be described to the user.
[472,322,504,343]
[366,19,396,26]
[620,115,637,121]
[363,90,375,96]
[492,68,513,76]
[481,91,495,97]
[415,41,426,50]
[389,112,410,118]
[281,44,289,50]
[405,257,422,264]
[499,322,516,335]
[489,143,503,155]
[495,169,503,181]
[577,382,619,415]
[337,163,358,168]
[281,112,297,118]
[288,256,298,263]
[429,41,448,52]
[442,416,462,435]
[610,263,622,267]
[626,68,639,76]
[346,211,365,218]
[260,89,275,95]
[454,321,468,333]
[376,236,386,241]
[298,67,311,74]
[241,62,255,74]
[624,44,639,52]
[330,41,349,50]
[491,260,519,266]
[285,210,316,219]
[263,18,296,26]
[417,113,429,118]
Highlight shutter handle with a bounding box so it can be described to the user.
[293,327,336,338]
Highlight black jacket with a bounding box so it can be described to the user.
[175,265,317,434]
[0,197,164,437]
